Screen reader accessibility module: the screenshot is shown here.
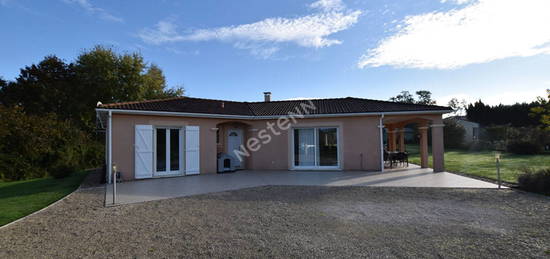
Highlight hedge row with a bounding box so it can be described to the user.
[0,106,103,181]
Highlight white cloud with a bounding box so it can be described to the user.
[138,20,184,45]
[183,11,361,48]
[309,0,344,12]
[233,42,281,59]
[138,0,361,57]
[440,0,473,4]
[358,0,550,69]
[62,0,123,23]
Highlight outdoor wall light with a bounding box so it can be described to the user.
[494,152,501,161]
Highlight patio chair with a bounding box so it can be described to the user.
[395,152,409,167]
[384,150,396,168]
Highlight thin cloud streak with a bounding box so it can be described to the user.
[62,0,123,23]
[138,20,184,45]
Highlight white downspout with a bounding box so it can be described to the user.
[379,114,385,172]
[107,110,112,184]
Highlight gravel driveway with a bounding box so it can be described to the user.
[1,186,549,258]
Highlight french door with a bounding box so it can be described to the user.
[293,127,339,169]
[154,127,183,176]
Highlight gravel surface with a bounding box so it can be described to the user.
[1,186,549,258]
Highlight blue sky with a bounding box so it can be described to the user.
[1,0,549,105]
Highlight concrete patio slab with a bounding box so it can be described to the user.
[106,165,503,205]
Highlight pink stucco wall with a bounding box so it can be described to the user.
[110,113,443,180]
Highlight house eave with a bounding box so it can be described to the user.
[95,108,452,120]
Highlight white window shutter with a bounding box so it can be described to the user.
[134,125,154,179]
[185,126,200,175]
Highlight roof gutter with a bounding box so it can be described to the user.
[95,108,451,120]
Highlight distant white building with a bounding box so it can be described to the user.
[445,116,480,143]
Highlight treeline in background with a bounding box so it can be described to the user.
[445,97,550,154]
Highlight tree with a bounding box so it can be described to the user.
[74,46,186,129]
[1,45,185,132]
[142,64,184,99]
[0,105,101,180]
[0,46,184,180]
[0,77,7,106]
[389,90,436,105]
[389,91,415,103]
[73,46,185,129]
[466,99,541,126]
[448,98,468,116]
[444,119,466,148]
[0,56,77,120]
[415,90,436,105]
[75,46,144,105]
[530,89,550,130]
[0,77,5,90]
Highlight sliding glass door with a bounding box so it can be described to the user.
[155,127,182,176]
[293,127,339,169]
[318,128,338,166]
[294,129,316,167]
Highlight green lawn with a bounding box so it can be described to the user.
[0,171,89,226]
[407,145,550,183]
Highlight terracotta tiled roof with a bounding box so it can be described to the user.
[98,96,452,116]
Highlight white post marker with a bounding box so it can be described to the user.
[112,163,117,204]
[495,152,501,189]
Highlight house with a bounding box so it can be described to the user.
[444,116,480,143]
[96,93,452,183]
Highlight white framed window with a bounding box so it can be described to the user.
[154,127,184,176]
[292,127,340,169]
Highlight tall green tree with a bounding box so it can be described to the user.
[0,45,185,130]
[467,100,540,126]
[0,46,185,180]
[142,64,184,99]
[447,97,468,116]
[530,89,550,130]
[389,90,436,105]
[73,46,184,129]
[415,90,436,105]
[0,77,7,106]
[389,91,415,103]
[0,56,77,120]
[0,77,6,90]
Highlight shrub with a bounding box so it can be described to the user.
[50,163,78,179]
[517,168,550,195]
[0,106,102,181]
[507,141,542,155]
[444,120,466,149]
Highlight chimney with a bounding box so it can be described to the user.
[263,92,271,102]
